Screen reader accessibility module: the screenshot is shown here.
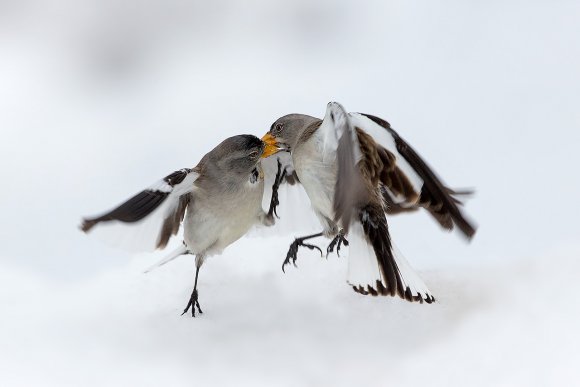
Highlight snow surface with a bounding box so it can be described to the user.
[1,240,579,386]
[1,0,580,386]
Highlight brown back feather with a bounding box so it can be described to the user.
[355,128,418,204]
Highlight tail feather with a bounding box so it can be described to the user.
[392,244,434,303]
[347,206,435,303]
[143,243,189,273]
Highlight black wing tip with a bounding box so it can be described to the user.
[462,229,477,241]
[462,225,477,240]
[448,187,476,198]
[446,187,478,239]
[80,218,98,233]
[453,214,478,240]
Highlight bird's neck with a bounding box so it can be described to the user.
[294,118,323,150]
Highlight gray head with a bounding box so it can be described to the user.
[202,134,266,178]
[262,113,322,152]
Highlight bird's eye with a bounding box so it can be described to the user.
[249,150,259,159]
[274,123,283,133]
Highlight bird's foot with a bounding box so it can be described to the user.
[282,237,323,272]
[181,289,203,317]
[326,233,349,258]
[268,158,287,219]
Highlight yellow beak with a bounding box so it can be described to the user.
[261,133,281,158]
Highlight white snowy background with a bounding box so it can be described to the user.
[1,1,579,386]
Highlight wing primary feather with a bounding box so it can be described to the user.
[81,190,168,232]
[359,113,477,239]
[81,168,197,251]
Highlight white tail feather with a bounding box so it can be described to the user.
[347,222,382,288]
[143,244,189,273]
[391,244,433,301]
[346,222,434,302]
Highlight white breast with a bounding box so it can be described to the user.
[293,133,338,222]
[183,176,264,256]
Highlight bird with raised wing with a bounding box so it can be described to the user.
[261,102,476,303]
[81,134,284,316]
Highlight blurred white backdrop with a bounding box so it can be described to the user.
[1,1,579,386]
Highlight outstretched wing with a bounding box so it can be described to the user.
[81,168,199,251]
[329,102,434,302]
[349,112,477,239]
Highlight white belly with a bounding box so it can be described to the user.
[183,178,264,256]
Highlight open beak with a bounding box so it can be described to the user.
[261,133,282,158]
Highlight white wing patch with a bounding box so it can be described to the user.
[347,222,382,288]
[349,113,424,202]
[391,244,434,302]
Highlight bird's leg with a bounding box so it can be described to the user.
[182,265,203,317]
[326,230,349,258]
[267,158,287,219]
[282,232,324,272]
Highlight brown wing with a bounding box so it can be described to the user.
[358,113,477,239]
[355,127,419,203]
[156,193,191,249]
[380,186,420,215]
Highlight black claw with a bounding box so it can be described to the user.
[303,243,323,256]
[326,238,338,258]
[182,289,202,317]
[282,241,299,272]
[281,235,323,272]
[268,158,287,219]
[326,234,349,258]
